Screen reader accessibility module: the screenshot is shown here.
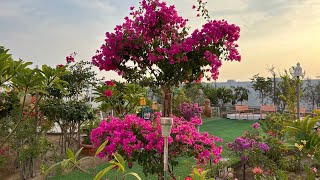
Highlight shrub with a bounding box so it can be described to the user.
[177,102,202,121]
[259,113,290,140]
[227,123,272,169]
[90,113,222,178]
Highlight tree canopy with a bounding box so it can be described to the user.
[92,0,241,87]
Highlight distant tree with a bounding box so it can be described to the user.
[278,74,297,113]
[202,83,218,106]
[184,83,203,104]
[216,87,235,112]
[267,65,279,106]
[232,86,249,105]
[276,67,304,117]
[315,82,320,107]
[251,74,272,105]
[302,78,318,109]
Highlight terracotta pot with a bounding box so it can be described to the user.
[80,143,96,156]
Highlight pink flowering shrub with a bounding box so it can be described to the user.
[177,102,202,121]
[227,122,271,169]
[92,0,241,118]
[92,0,241,87]
[90,112,222,177]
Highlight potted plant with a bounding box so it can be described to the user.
[80,119,99,156]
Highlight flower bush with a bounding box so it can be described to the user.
[227,122,271,169]
[259,113,290,140]
[177,102,202,121]
[90,112,222,178]
[92,0,241,117]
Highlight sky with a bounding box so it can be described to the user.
[1,0,320,82]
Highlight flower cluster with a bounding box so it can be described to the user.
[267,131,276,137]
[105,80,115,87]
[177,102,202,121]
[66,52,76,63]
[90,113,222,169]
[252,122,260,129]
[252,167,263,174]
[190,116,202,126]
[103,90,112,97]
[227,122,270,164]
[92,0,241,84]
[57,64,65,68]
[102,80,115,97]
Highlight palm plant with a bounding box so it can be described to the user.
[283,110,320,162]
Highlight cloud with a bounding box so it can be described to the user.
[1,0,320,81]
[71,0,115,12]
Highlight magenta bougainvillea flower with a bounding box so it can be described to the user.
[66,52,76,63]
[92,0,241,86]
[90,113,222,169]
[178,102,202,121]
[57,64,65,68]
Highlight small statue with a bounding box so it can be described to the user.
[203,98,212,118]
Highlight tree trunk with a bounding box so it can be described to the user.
[161,85,173,117]
[77,122,81,150]
[21,157,34,179]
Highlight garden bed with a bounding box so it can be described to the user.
[0,134,106,180]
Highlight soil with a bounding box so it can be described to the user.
[0,134,106,180]
[233,164,254,180]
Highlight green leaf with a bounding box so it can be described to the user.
[193,167,200,175]
[77,156,94,164]
[200,170,209,179]
[93,165,116,180]
[113,153,125,167]
[124,172,142,180]
[75,147,83,159]
[43,161,62,178]
[61,159,71,168]
[17,92,28,99]
[36,89,50,95]
[66,148,75,162]
[95,140,108,157]
[108,160,124,173]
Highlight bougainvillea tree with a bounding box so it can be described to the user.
[92,0,241,117]
[91,112,222,178]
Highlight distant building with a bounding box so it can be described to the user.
[211,80,262,108]
[208,79,320,110]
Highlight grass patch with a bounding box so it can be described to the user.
[201,118,257,154]
[50,118,257,180]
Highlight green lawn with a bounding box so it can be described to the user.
[200,118,257,153]
[50,118,257,180]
